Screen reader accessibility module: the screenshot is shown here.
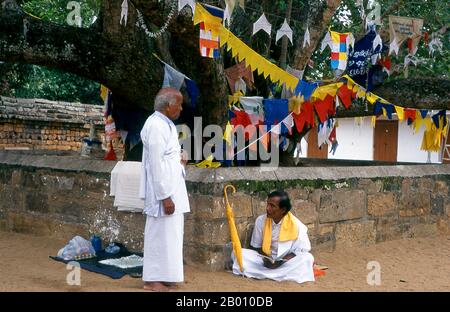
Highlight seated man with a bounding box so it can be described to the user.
[231,190,315,284]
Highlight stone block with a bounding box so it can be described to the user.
[431,196,444,216]
[376,217,403,242]
[434,180,448,195]
[25,193,49,213]
[292,200,318,224]
[358,179,383,194]
[399,192,430,217]
[335,220,376,248]
[368,193,397,216]
[417,178,434,192]
[286,188,309,201]
[319,190,366,223]
[437,219,450,235]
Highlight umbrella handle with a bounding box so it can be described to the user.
[224,184,236,207]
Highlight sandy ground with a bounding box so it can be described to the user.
[0,231,449,292]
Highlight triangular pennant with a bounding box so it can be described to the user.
[276,19,293,45]
[303,26,311,48]
[252,13,271,36]
[120,0,128,26]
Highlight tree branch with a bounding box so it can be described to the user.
[293,0,342,70]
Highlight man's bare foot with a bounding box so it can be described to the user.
[163,282,179,289]
[143,282,169,292]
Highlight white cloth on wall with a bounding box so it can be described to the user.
[110,161,144,212]
[231,214,315,284]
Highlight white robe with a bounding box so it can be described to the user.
[139,111,190,282]
[232,214,315,284]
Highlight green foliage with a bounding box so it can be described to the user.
[3,63,102,104]
[0,0,102,104]
[21,0,100,27]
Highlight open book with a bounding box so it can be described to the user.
[256,253,288,263]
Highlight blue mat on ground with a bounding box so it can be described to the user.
[50,243,143,279]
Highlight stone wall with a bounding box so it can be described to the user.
[0,151,449,271]
[0,96,104,151]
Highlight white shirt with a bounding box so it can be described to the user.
[139,111,190,217]
[250,214,311,259]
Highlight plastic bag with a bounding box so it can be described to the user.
[57,236,96,261]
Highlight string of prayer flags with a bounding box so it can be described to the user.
[420,109,428,119]
[194,3,299,91]
[239,97,265,125]
[120,0,128,26]
[373,101,395,120]
[314,95,336,123]
[276,19,293,45]
[178,0,196,13]
[223,121,234,145]
[294,80,318,101]
[321,30,355,71]
[311,82,343,101]
[253,13,271,36]
[389,16,423,52]
[379,56,392,76]
[347,27,382,89]
[429,33,443,57]
[389,36,400,56]
[199,21,220,58]
[394,106,405,121]
[225,62,254,94]
[195,4,224,58]
[432,110,447,129]
[337,84,354,109]
[281,66,304,99]
[293,101,315,134]
[263,99,291,135]
[160,60,200,109]
[317,119,335,148]
[163,63,185,90]
[185,78,199,109]
[303,26,311,48]
[405,108,417,125]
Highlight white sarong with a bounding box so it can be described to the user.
[232,248,315,284]
[143,213,184,282]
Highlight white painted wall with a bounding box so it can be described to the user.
[300,115,445,164]
[397,120,440,163]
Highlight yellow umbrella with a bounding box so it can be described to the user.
[224,185,244,273]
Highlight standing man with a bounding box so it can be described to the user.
[139,88,190,292]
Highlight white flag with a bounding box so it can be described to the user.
[253,13,271,36]
[303,26,311,48]
[120,0,128,26]
[178,0,196,13]
[276,19,293,44]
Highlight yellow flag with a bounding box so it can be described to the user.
[195,155,221,168]
[371,116,377,128]
[395,106,405,121]
[312,83,343,101]
[366,92,378,105]
[223,122,233,145]
[100,85,109,103]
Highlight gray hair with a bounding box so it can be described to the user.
[154,92,178,112]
